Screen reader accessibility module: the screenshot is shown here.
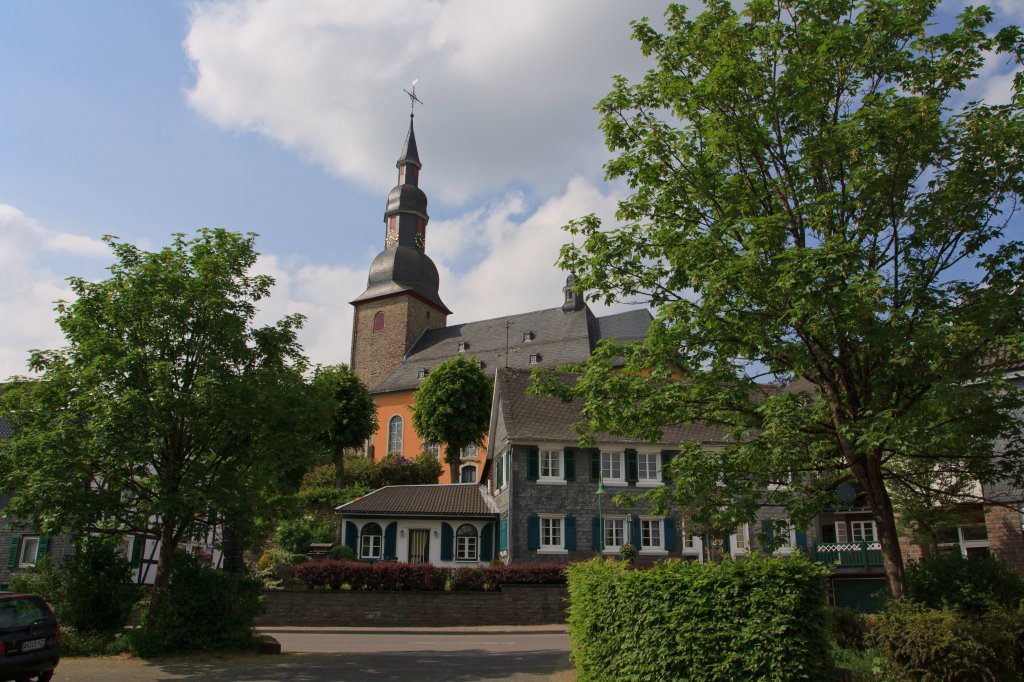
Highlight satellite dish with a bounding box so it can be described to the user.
[837,483,857,504]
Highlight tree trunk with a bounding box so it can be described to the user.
[146,522,179,631]
[334,444,345,489]
[220,515,245,574]
[850,452,907,599]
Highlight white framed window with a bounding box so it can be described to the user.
[456,524,478,561]
[461,443,478,460]
[458,341,469,352]
[601,451,625,485]
[360,523,383,560]
[540,449,562,481]
[603,517,625,551]
[637,452,661,486]
[541,516,564,550]
[387,416,403,454]
[770,521,797,555]
[17,537,40,568]
[682,527,697,552]
[640,518,665,552]
[460,465,477,483]
[732,524,749,555]
[850,520,876,543]
[425,442,441,459]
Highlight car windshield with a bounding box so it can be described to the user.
[0,597,51,631]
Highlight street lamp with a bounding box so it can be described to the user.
[596,475,606,553]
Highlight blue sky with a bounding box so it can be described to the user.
[2,0,1022,380]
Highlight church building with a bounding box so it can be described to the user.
[348,113,652,483]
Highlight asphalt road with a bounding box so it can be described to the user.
[53,626,576,682]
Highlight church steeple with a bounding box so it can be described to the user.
[384,115,429,253]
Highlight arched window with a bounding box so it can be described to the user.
[360,522,383,559]
[456,524,478,561]
[373,311,385,333]
[460,465,477,483]
[387,415,403,454]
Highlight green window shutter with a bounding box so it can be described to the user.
[628,515,641,547]
[625,449,638,484]
[438,520,454,557]
[664,518,677,552]
[762,520,774,546]
[7,536,20,569]
[592,517,602,551]
[722,533,731,554]
[480,522,494,561]
[527,515,540,550]
[38,536,49,557]
[589,450,601,481]
[796,529,808,551]
[660,450,676,483]
[498,517,508,552]
[563,448,576,482]
[527,446,540,481]
[345,521,359,554]
[496,456,503,487]
[565,516,576,551]
[441,523,454,561]
[130,536,144,567]
[383,522,398,560]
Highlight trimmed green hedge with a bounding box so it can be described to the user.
[567,556,831,682]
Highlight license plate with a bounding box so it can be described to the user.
[21,638,45,652]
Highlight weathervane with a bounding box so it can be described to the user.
[403,79,423,116]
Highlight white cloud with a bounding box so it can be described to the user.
[0,205,108,381]
[184,0,672,205]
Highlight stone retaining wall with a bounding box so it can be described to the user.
[256,584,569,627]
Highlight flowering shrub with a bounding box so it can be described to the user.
[293,561,568,591]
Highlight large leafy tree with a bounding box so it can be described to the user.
[311,364,378,489]
[0,229,331,608]
[542,0,1024,598]
[412,356,492,482]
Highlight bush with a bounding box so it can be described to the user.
[828,606,869,651]
[273,514,336,555]
[906,553,1024,615]
[870,599,1024,682]
[567,555,831,682]
[131,552,263,657]
[343,451,443,488]
[330,544,356,561]
[292,561,567,591]
[9,537,139,636]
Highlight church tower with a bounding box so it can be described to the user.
[350,112,451,390]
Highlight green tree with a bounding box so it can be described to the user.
[412,356,492,482]
[311,363,378,489]
[539,0,1024,598]
[0,229,331,622]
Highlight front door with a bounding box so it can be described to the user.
[409,529,430,563]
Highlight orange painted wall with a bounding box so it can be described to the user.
[371,391,486,485]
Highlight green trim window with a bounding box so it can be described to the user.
[541,516,563,551]
[360,522,383,560]
[636,452,661,485]
[640,518,663,552]
[456,524,478,561]
[603,517,625,552]
[539,450,562,481]
[601,451,625,485]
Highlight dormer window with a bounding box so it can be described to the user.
[529,353,541,365]
[478,360,486,369]
[417,368,429,380]
[523,331,535,342]
[458,341,469,353]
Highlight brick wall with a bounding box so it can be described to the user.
[986,505,1024,574]
[350,295,446,390]
[255,584,568,627]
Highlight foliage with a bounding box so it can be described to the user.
[566,555,831,681]
[869,599,1024,681]
[132,552,263,657]
[9,537,139,636]
[618,543,638,563]
[342,452,444,489]
[330,544,355,561]
[59,628,134,657]
[412,356,492,480]
[906,553,1024,615]
[293,561,566,591]
[0,230,332,612]
[256,547,307,589]
[536,0,1024,598]
[311,363,377,488]
[298,464,371,506]
[828,606,870,652]
[273,514,336,555]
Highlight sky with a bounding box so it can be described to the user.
[1,0,1022,381]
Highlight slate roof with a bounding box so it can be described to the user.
[336,483,497,518]
[494,367,733,446]
[372,306,653,394]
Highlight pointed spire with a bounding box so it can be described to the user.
[397,116,421,170]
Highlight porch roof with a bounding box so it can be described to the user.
[336,483,497,518]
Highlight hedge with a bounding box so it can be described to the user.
[293,560,566,591]
[567,555,831,682]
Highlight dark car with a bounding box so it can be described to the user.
[0,593,59,682]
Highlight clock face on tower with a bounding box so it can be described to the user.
[415,233,425,249]
[386,224,398,248]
